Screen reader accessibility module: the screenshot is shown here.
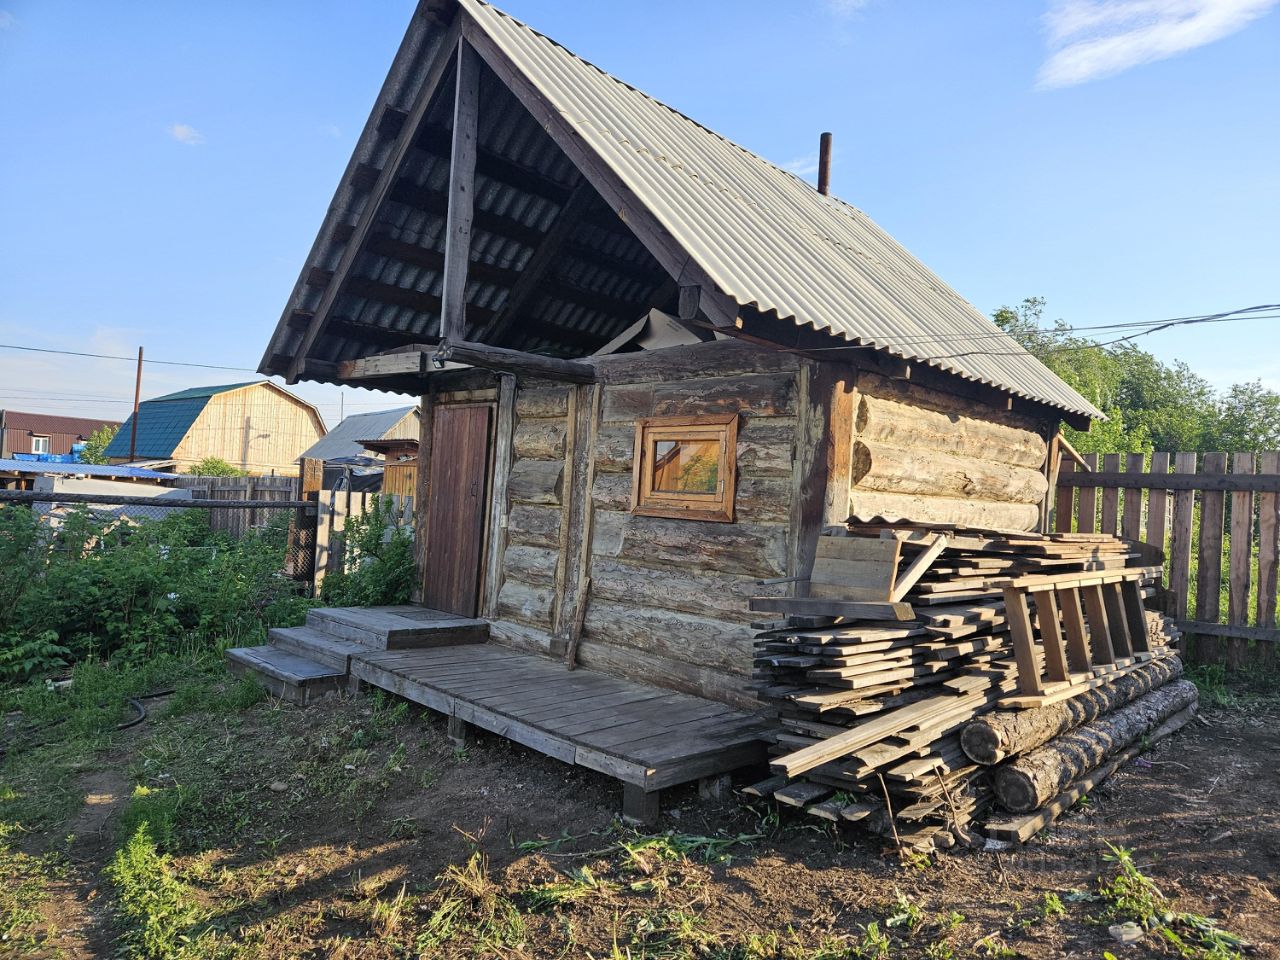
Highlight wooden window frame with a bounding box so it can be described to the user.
[630,413,738,523]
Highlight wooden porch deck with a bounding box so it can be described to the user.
[349,644,770,819]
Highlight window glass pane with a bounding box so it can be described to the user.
[31,436,50,454]
[652,438,719,494]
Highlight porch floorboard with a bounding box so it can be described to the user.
[349,644,770,792]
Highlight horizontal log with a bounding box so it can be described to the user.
[515,383,570,419]
[601,372,796,422]
[993,679,1199,813]
[501,543,560,586]
[857,370,1043,434]
[591,509,789,579]
[505,504,562,548]
[513,419,566,460]
[581,598,756,675]
[337,350,427,380]
[960,656,1184,764]
[496,579,556,629]
[1059,471,1280,493]
[852,440,1049,504]
[507,458,564,506]
[0,491,310,510]
[846,489,1040,532]
[434,340,597,383]
[855,393,1046,469]
[486,619,554,655]
[588,556,776,623]
[592,338,801,385]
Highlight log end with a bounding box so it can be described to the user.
[993,766,1039,814]
[960,721,1006,766]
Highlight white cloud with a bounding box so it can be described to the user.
[826,0,873,16]
[0,11,15,29]
[782,152,821,177]
[1039,0,1280,88]
[168,123,206,146]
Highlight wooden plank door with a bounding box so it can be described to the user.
[423,404,493,617]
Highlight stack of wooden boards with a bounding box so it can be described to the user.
[746,524,1194,851]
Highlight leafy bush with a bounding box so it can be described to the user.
[185,457,246,477]
[321,495,415,607]
[0,503,311,679]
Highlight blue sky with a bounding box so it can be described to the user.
[1,0,1277,429]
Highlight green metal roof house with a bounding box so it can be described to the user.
[106,381,326,476]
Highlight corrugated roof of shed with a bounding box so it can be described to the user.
[300,406,418,462]
[459,0,1101,419]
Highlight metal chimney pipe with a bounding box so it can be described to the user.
[817,132,833,196]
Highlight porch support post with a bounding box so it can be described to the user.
[441,39,480,342]
[622,783,661,826]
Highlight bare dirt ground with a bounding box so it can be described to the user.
[9,680,1279,959]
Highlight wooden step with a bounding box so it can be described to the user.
[306,605,489,649]
[226,645,345,705]
[268,626,367,673]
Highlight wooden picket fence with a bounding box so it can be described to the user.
[313,490,414,590]
[172,475,299,538]
[1055,452,1280,667]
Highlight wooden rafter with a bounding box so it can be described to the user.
[441,39,480,342]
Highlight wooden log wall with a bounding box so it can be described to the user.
[487,381,572,653]
[1056,451,1280,666]
[846,372,1051,532]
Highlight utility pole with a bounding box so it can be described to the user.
[127,346,143,461]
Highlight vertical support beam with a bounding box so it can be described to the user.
[1003,587,1044,696]
[1058,586,1092,672]
[1032,589,1071,682]
[1081,584,1116,666]
[790,361,852,587]
[1121,579,1151,654]
[412,391,436,604]
[482,375,517,618]
[621,783,660,826]
[1102,582,1133,659]
[441,39,480,342]
[560,382,602,668]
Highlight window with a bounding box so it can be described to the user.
[631,414,738,522]
[30,435,50,455]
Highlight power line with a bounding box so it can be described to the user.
[0,343,260,372]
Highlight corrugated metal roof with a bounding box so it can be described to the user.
[0,458,178,479]
[1,411,122,436]
[300,406,418,462]
[459,0,1101,420]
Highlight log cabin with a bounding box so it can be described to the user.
[240,0,1104,822]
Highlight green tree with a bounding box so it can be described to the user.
[186,457,247,477]
[992,297,1280,454]
[78,423,119,464]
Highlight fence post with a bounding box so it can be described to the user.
[1195,453,1229,662]
[1259,452,1280,637]
[1077,453,1098,533]
[1226,453,1256,668]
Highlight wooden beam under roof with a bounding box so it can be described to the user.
[340,341,597,385]
[441,40,480,342]
[285,13,463,383]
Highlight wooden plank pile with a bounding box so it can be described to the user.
[746,524,1193,852]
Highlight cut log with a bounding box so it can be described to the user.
[993,679,1199,812]
[851,440,1049,505]
[961,656,1184,764]
[854,393,1047,469]
[847,489,1040,533]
